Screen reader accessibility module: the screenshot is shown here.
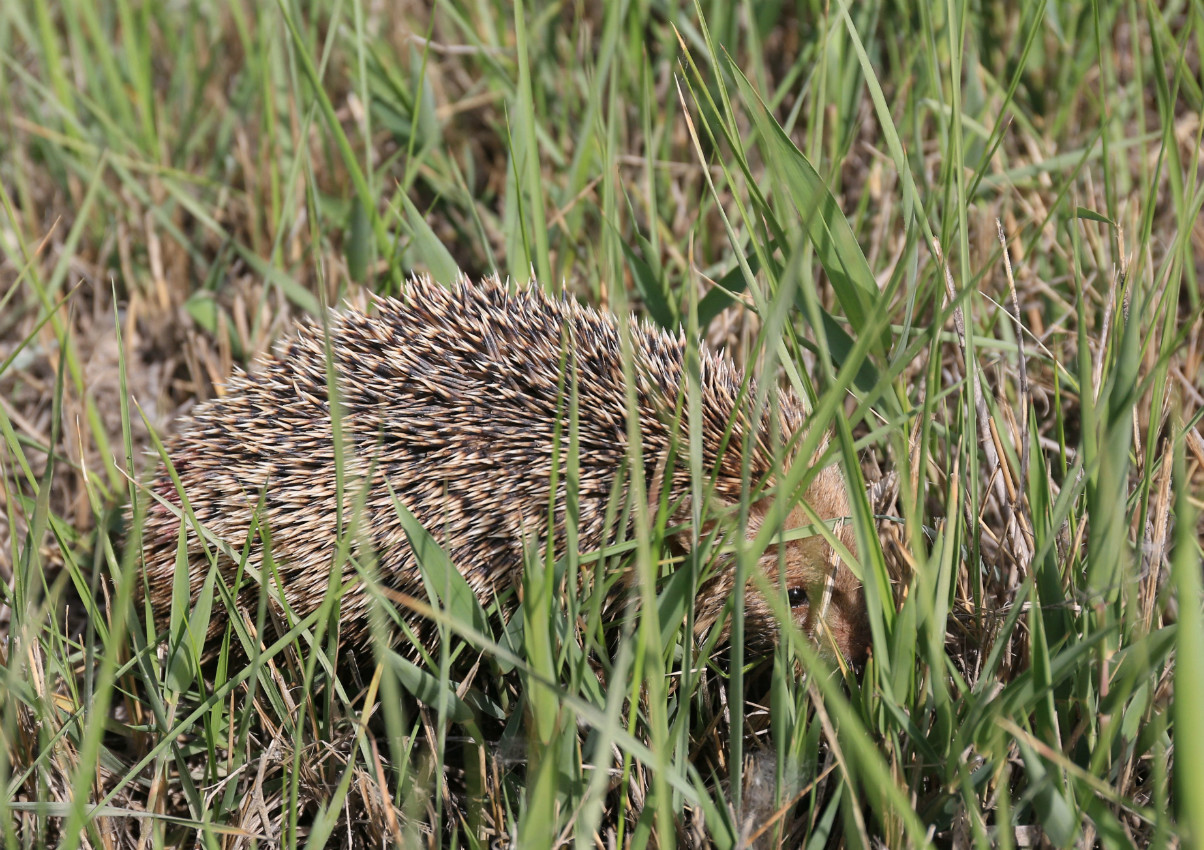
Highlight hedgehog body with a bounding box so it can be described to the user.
[137,276,869,662]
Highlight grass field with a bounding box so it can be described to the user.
[1,0,1202,847]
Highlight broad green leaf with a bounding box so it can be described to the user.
[387,652,473,723]
[395,193,460,286]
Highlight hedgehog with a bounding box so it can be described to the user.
[134,275,870,665]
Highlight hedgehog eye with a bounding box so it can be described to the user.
[787,586,808,608]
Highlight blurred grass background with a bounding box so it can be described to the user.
[1,0,1202,847]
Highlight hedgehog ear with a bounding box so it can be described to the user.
[801,463,852,522]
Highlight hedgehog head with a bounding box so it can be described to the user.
[691,461,871,666]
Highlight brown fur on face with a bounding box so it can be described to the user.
[690,461,871,665]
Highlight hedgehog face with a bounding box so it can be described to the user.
[755,499,870,665]
[691,466,871,666]
[741,496,866,664]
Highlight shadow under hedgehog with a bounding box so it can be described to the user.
[134,275,871,668]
